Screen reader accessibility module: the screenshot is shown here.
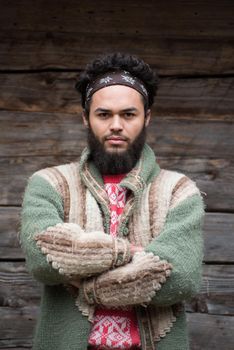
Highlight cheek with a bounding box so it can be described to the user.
[89,120,107,139]
[128,121,145,137]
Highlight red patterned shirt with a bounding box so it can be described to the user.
[88,174,141,349]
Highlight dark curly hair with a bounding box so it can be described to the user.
[75,52,159,115]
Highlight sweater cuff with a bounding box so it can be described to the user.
[83,277,100,305]
[113,238,132,267]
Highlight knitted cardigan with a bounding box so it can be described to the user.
[20,144,204,350]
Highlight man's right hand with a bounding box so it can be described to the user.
[82,251,172,307]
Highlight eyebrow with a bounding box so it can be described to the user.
[122,107,138,112]
[94,107,139,113]
[94,108,111,113]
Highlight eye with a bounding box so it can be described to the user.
[97,112,110,119]
[123,112,135,119]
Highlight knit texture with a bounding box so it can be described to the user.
[35,223,131,277]
[20,144,204,350]
[83,251,172,309]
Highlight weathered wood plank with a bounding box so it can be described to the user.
[0,156,78,207]
[203,213,234,263]
[156,77,234,118]
[1,208,233,263]
[187,264,234,315]
[0,307,233,349]
[0,111,86,157]
[0,262,41,308]
[1,111,233,158]
[0,261,233,315]
[0,73,234,118]
[0,1,234,74]
[1,154,233,211]
[147,118,234,159]
[158,157,234,212]
[0,72,80,114]
[0,306,38,348]
[1,0,234,37]
[1,31,233,75]
[188,313,234,350]
[0,207,23,259]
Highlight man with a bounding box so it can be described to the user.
[21,53,204,350]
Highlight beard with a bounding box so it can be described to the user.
[87,126,146,175]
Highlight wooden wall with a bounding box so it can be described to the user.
[0,1,234,349]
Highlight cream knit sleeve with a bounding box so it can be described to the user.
[35,222,131,278]
[81,251,172,307]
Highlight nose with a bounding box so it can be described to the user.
[109,115,123,132]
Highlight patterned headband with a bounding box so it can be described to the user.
[85,70,148,103]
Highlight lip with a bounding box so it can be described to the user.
[107,139,126,145]
[105,136,127,145]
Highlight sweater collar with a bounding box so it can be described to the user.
[79,144,160,199]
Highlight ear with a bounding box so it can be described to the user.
[82,111,89,128]
[145,109,151,127]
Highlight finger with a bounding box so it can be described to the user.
[35,233,73,247]
[165,269,172,277]
[36,239,80,253]
[152,261,173,271]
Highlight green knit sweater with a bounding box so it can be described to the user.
[20,145,204,350]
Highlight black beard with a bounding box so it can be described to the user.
[87,127,146,175]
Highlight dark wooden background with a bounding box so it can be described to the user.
[0,1,234,349]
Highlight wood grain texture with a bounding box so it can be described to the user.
[0,73,234,118]
[188,264,234,315]
[1,0,234,37]
[203,213,234,263]
[156,77,234,118]
[0,308,233,349]
[1,30,233,75]
[0,156,78,207]
[188,313,234,350]
[0,262,41,308]
[0,0,234,75]
[0,207,22,259]
[0,72,80,114]
[0,306,38,349]
[158,157,234,212]
[1,111,233,158]
[0,111,86,157]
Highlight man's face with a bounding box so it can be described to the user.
[83,85,150,153]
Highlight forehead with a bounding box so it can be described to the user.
[90,85,144,110]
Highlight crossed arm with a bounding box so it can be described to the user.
[21,173,204,308]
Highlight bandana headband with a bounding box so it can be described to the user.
[85,71,148,103]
